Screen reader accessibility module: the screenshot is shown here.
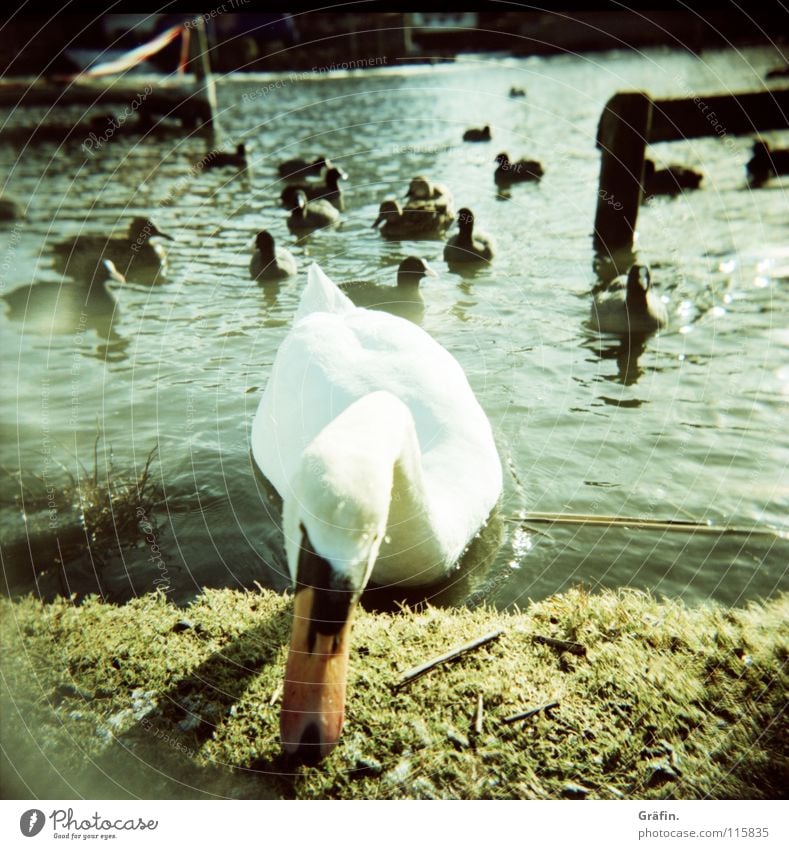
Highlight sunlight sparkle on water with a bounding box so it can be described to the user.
[508,525,534,569]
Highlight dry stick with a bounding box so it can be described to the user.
[394,628,504,691]
[269,683,283,706]
[533,634,587,656]
[509,512,779,536]
[503,700,559,725]
[474,693,484,735]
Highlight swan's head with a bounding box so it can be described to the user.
[372,200,402,228]
[397,256,437,287]
[280,397,402,760]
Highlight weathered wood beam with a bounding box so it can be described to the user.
[649,88,789,142]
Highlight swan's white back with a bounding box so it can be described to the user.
[251,263,502,586]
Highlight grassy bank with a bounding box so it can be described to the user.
[1,587,786,799]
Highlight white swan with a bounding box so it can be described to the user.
[251,263,502,760]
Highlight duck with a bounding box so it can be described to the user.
[204,143,247,170]
[339,256,436,323]
[249,230,298,281]
[287,191,341,233]
[3,259,124,335]
[508,87,526,98]
[404,176,453,211]
[443,208,494,264]
[372,199,452,239]
[746,140,789,186]
[494,152,544,184]
[250,263,502,761]
[278,156,330,180]
[280,168,347,211]
[463,125,492,142]
[51,217,173,285]
[589,265,668,335]
[642,159,702,197]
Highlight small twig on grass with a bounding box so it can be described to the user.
[393,628,504,691]
[503,700,559,725]
[533,634,587,656]
[269,683,283,706]
[474,693,484,735]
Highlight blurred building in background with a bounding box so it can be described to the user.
[1,8,786,77]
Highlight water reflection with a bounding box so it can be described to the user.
[591,334,649,386]
[2,260,127,359]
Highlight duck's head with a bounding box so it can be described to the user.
[254,230,276,259]
[129,217,173,243]
[397,256,437,287]
[495,152,510,166]
[456,207,475,235]
[751,139,770,157]
[372,200,402,228]
[405,176,432,200]
[281,402,397,760]
[236,143,247,156]
[626,264,651,303]
[293,190,309,214]
[325,167,347,187]
[643,158,656,178]
[482,125,491,138]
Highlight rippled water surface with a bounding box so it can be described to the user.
[1,46,787,608]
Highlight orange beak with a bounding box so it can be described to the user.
[280,587,356,762]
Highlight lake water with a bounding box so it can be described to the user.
[1,46,787,610]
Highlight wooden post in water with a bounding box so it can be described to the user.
[190,18,216,128]
[593,92,652,260]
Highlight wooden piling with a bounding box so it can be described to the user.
[190,19,216,128]
[593,92,652,257]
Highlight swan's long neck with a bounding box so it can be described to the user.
[283,391,440,593]
[279,391,440,760]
